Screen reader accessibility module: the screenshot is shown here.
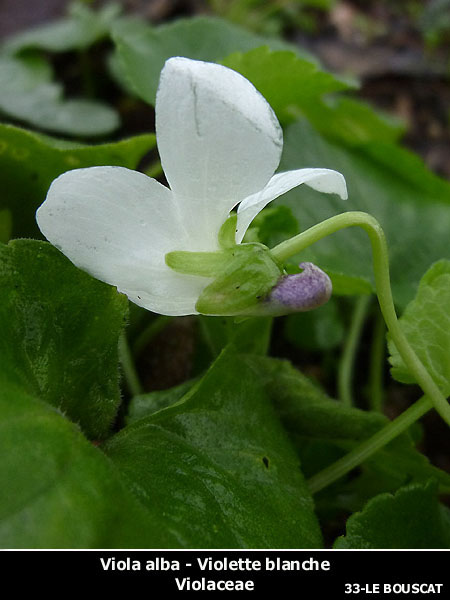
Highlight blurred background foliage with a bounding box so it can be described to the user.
[1,0,449,173]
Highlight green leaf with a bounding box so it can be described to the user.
[335,481,450,549]
[198,315,273,358]
[127,378,198,424]
[221,46,355,124]
[278,119,450,309]
[0,209,12,243]
[104,349,322,548]
[0,386,177,548]
[243,205,299,247]
[0,123,155,238]
[111,16,316,104]
[247,357,450,496]
[0,55,119,137]
[0,239,181,548]
[220,48,402,143]
[388,260,450,396]
[324,270,373,296]
[302,96,404,146]
[4,2,122,53]
[0,240,127,439]
[256,357,386,441]
[284,298,344,351]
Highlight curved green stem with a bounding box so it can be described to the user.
[132,315,172,358]
[119,332,143,396]
[338,294,372,407]
[308,395,431,494]
[271,211,450,426]
[368,309,386,412]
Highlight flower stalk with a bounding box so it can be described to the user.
[118,332,143,396]
[269,210,450,493]
[368,309,386,412]
[338,294,372,407]
[307,395,432,494]
[271,210,450,427]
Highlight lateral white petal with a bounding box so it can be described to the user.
[36,166,209,316]
[156,57,283,247]
[236,168,348,242]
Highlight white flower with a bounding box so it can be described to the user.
[36,57,347,316]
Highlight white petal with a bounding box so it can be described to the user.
[236,168,348,243]
[36,166,210,316]
[156,57,283,248]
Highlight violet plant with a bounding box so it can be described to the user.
[36,54,450,494]
[0,4,449,550]
[37,58,346,317]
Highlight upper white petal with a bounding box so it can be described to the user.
[156,57,283,249]
[36,166,210,315]
[236,168,348,243]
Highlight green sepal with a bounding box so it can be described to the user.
[165,250,229,277]
[196,243,283,316]
[218,214,238,249]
